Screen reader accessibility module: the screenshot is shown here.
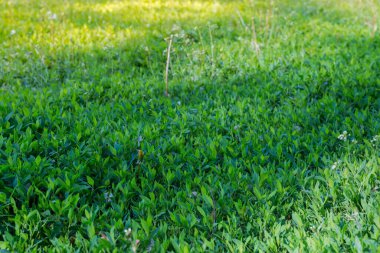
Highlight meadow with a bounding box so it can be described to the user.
[0,0,379,251]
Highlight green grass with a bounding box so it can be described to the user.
[1,0,380,251]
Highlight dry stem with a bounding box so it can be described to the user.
[165,35,173,97]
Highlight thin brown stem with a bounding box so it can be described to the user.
[251,17,260,56]
[371,13,377,38]
[208,25,215,78]
[265,9,270,39]
[165,35,173,97]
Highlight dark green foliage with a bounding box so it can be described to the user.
[0,0,379,251]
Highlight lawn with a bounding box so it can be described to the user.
[0,0,379,251]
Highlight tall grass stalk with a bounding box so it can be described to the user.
[165,35,173,97]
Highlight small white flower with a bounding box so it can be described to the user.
[371,135,379,147]
[171,24,181,32]
[124,228,132,237]
[338,131,348,141]
[331,160,341,170]
[100,233,109,241]
[104,192,114,202]
[345,211,359,221]
[293,125,301,132]
[137,135,143,148]
[131,239,140,253]
[147,239,155,252]
[177,101,181,106]
[10,30,16,36]
[47,11,57,20]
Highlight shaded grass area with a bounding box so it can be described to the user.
[0,0,379,251]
